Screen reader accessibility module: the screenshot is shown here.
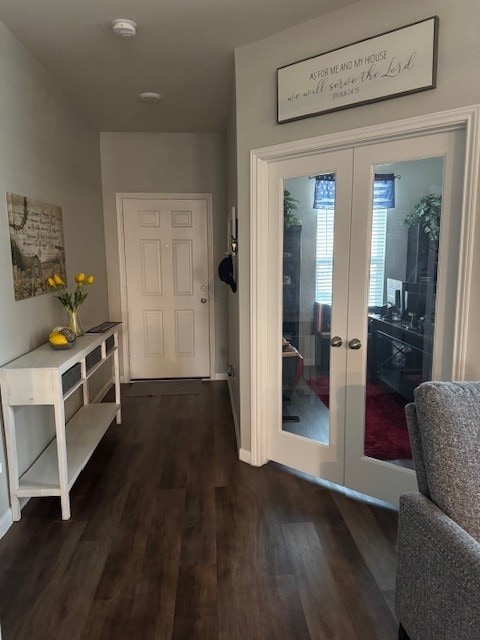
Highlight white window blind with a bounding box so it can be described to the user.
[315,208,387,306]
[315,208,335,304]
[368,209,387,305]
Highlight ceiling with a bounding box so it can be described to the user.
[0,0,360,133]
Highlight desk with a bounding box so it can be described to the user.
[282,344,304,396]
[282,344,304,423]
[369,317,433,401]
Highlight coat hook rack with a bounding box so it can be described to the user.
[227,206,238,254]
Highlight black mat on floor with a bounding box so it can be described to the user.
[126,379,202,396]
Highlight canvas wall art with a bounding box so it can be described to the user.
[7,193,67,301]
[277,17,438,123]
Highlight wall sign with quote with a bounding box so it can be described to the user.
[277,17,438,124]
[7,193,67,301]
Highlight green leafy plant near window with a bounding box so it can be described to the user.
[284,190,302,228]
[402,194,442,244]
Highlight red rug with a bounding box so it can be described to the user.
[306,376,412,460]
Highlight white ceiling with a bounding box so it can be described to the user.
[0,0,359,133]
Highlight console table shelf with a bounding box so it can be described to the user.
[0,326,121,520]
[17,403,120,496]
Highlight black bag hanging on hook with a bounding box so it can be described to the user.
[218,255,237,293]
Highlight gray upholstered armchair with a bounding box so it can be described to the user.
[396,381,480,640]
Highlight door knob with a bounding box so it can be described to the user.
[201,298,207,303]
[348,338,362,350]
[330,336,343,347]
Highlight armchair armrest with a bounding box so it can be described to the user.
[396,492,480,640]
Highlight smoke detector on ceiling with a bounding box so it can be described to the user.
[139,92,161,103]
[111,19,137,38]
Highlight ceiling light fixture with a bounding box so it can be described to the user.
[139,92,162,103]
[111,19,137,38]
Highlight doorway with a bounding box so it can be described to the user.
[117,193,215,381]
[250,107,479,505]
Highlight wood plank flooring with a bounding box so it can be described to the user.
[0,382,399,639]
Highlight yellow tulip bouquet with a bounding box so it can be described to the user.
[47,272,95,336]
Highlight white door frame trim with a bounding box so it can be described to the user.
[116,192,216,382]
[250,105,480,467]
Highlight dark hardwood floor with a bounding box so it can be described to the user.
[0,382,399,639]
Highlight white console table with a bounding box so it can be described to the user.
[0,326,121,521]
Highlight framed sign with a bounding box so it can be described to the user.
[277,17,438,124]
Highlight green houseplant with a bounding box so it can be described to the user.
[402,194,442,244]
[283,190,301,228]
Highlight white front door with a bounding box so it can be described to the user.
[268,128,465,505]
[123,197,211,379]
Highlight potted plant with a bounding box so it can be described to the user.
[284,190,301,228]
[402,194,441,245]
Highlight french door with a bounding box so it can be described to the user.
[269,129,465,505]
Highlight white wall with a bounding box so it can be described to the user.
[234,0,480,452]
[0,20,108,523]
[100,132,228,377]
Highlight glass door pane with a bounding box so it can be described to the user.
[365,157,444,467]
[344,129,464,505]
[282,174,336,445]
[268,147,352,485]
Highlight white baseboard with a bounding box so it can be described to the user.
[239,448,252,464]
[0,508,13,540]
[215,372,228,380]
[226,378,252,465]
[227,377,240,450]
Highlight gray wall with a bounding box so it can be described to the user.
[99,132,228,377]
[0,20,108,522]
[234,0,480,452]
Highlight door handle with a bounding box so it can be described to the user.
[348,338,362,350]
[330,336,343,347]
[201,298,207,304]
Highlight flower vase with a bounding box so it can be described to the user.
[67,308,84,337]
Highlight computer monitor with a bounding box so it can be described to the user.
[402,281,436,324]
[404,291,425,316]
